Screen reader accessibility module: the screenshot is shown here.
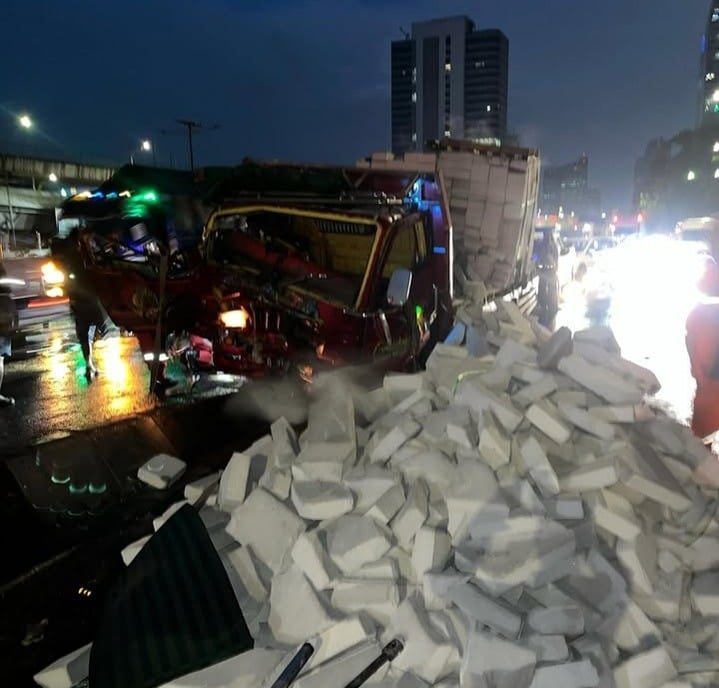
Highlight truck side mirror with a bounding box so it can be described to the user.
[387,268,412,307]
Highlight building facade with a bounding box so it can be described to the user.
[540,155,601,220]
[391,16,508,153]
[700,3,719,124]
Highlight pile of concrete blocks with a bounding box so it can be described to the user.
[36,302,719,688]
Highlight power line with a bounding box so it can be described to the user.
[160,120,221,173]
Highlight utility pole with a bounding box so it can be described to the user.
[170,119,221,173]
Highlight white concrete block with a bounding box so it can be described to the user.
[597,599,661,653]
[447,582,522,638]
[616,535,657,595]
[384,372,428,404]
[553,390,589,407]
[330,580,400,627]
[501,475,546,515]
[344,465,400,513]
[518,435,560,497]
[589,405,636,423]
[527,604,584,635]
[411,527,452,579]
[269,566,335,643]
[460,627,536,688]
[270,416,300,469]
[386,594,456,684]
[226,488,305,573]
[33,643,91,688]
[658,549,682,574]
[529,660,599,688]
[153,500,189,531]
[613,645,677,688]
[560,459,619,492]
[494,336,537,369]
[537,325,573,369]
[326,514,392,573]
[513,375,558,408]
[371,419,422,463]
[366,484,406,524]
[391,479,429,547]
[623,473,692,513]
[137,454,186,490]
[691,571,719,616]
[183,471,221,505]
[354,558,398,580]
[446,422,475,449]
[478,410,511,470]
[526,401,572,444]
[294,640,389,688]
[454,378,523,433]
[558,402,615,440]
[294,440,355,482]
[423,570,470,611]
[121,535,151,566]
[357,386,390,424]
[258,467,291,501]
[524,634,568,663]
[387,545,415,583]
[219,451,252,512]
[224,546,267,602]
[543,497,584,520]
[305,615,376,671]
[558,353,644,405]
[291,481,354,521]
[392,450,455,492]
[592,503,642,541]
[512,362,546,384]
[291,530,335,591]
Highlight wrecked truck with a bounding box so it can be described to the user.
[61,141,540,381]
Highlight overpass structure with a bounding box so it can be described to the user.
[0,153,117,247]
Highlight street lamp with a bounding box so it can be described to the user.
[48,173,58,183]
[18,114,33,129]
[130,138,156,165]
[141,139,151,152]
[5,112,34,249]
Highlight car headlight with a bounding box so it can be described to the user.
[219,307,251,329]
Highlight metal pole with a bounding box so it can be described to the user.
[5,171,15,249]
[188,124,195,173]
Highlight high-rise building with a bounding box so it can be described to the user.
[700,3,719,124]
[540,155,601,220]
[391,16,508,154]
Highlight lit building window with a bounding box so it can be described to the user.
[713,10,719,22]
[688,170,696,181]
[712,89,719,102]
[411,132,417,142]
[445,63,451,72]
[713,141,719,152]
[411,92,417,102]
[486,105,492,112]
[707,72,716,81]
[444,129,451,138]
[475,61,486,69]
[411,67,416,83]
[715,168,719,179]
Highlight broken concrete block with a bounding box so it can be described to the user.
[258,467,292,501]
[293,640,389,688]
[384,372,428,403]
[558,402,615,440]
[518,435,560,497]
[658,549,682,574]
[411,527,451,579]
[326,514,392,573]
[454,378,524,433]
[269,566,335,644]
[183,471,221,505]
[613,645,677,688]
[591,503,642,542]
[218,451,252,512]
[271,416,300,468]
[495,336,537,369]
[356,387,390,424]
[527,604,585,636]
[392,450,455,491]
[529,659,599,688]
[137,453,186,490]
[344,465,400,513]
[513,374,559,408]
[447,581,522,638]
[371,419,422,463]
[121,535,151,566]
[330,580,400,627]
[558,353,644,405]
[526,401,572,444]
[33,643,92,688]
[543,497,584,520]
[305,615,377,670]
[553,389,589,407]
[294,441,355,482]
[353,557,398,580]
[226,488,305,573]
[616,535,657,595]
[537,326,573,369]
[478,410,511,470]
[460,627,536,688]
[524,634,569,663]
[423,570,470,611]
[290,481,354,521]
[446,422,475,449]
[391,479,429,547]
[512,362,546,384]
[386,594,456,684]
[589,405,637,424]
[622,472,692,513]
[224,545,267,602]
[691,571,719,617]
[291,530,335,591]
[365,483,406,524]
[560,458,619,492]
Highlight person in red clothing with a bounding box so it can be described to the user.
[686,254,719,441]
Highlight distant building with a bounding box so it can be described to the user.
[700,2,719,125]
[540,155,601,220]
[391,16,509,153]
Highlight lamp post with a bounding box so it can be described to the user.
[5,113,33,249]
[130,138,156,166]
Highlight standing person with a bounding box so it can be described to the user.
[0,260,16,407]
[51,229,110,382]
[686,255,719,442]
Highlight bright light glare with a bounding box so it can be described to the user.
[220,307,251,329]
[18,114,32,129]
[41,261,65,285]
[688,170,696,181]
[48,173,58,183]
[141,139,152,151]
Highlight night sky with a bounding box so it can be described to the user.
[0,0,710,209]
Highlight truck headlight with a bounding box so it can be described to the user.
[219,307,251,330]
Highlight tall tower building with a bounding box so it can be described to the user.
[391,16,508,153]
[700,2,719,124]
